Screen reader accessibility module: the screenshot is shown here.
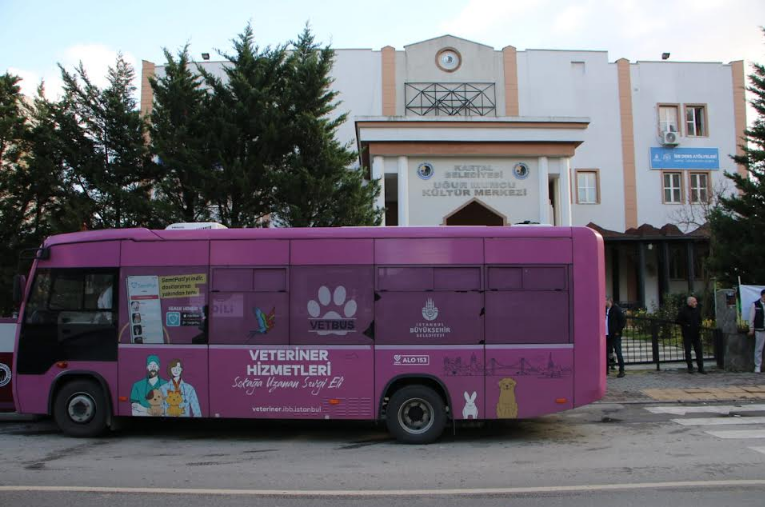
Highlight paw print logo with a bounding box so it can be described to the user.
[307,286,357,336]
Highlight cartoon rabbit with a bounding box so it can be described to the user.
[462,391,478,419]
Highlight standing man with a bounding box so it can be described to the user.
[606,297,627,378]
[676,296,706,374]
[130,355,167,415]
[748,289,765,373]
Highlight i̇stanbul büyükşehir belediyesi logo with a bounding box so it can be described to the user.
[422,298,439,321]
[307,286,357,336]
[410,298,451,339]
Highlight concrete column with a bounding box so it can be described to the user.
[372,156,386,226]
[397,156,409,226]
[612,246,621,302]
[538,156,550,224]
[660,242,670,305]
[637,243,646,308]
[687,242,696,294]
[559,157,573,226]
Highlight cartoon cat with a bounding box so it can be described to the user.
[496,377,518,419]
[145,389,164,417]
[165,389,184,417]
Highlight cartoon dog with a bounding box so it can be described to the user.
[145,389,164,416]
[165,390,184,417]
[496,377,519,419]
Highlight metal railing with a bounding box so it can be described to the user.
[405,82,496,116]
[619,316,723,370]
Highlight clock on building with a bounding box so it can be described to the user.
[436,48,461,72]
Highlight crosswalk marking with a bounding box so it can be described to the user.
[670,416,765,426]
[646,404,765,455]
[646,404,765,415]
[705,430,765,439]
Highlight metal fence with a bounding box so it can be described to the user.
[618,316,723,370]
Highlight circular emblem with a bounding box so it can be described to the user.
[0,363,11,388]
[417,162,435,180]
[513,162,530,180]
[436,48,462,72]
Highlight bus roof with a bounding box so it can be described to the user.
[43,226,593,247]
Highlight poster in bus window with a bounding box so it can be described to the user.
[126,276,164,344]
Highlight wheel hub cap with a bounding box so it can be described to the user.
[399,398,434,434]
[68,394,95,423]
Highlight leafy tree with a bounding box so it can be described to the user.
[272,27,382,227]
[200,24,290,227]
[58,54,156,229]
[708,33,765,286]
[149,44,215,223]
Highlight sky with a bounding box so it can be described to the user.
[1,0,764,100]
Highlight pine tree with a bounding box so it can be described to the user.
[272,27,382,227]
[708,31,765,285]
[58,54,156,229]
[200,24,290,227]
[150,44,214,223]
[0,73,27,167]
[0,79,81,313]
[0,73,29,314]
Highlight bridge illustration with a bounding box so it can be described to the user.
[443,352,571,378]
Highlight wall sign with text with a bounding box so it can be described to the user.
[650,148,720,170]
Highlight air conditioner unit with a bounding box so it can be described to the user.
[661,131,680,146]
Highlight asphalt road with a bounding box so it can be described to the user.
[1,402,765,506]
[2,488,765,507]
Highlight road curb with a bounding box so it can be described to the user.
[596,398,765,405]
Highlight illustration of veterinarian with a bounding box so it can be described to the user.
[130,355,168,416]
[160,359,202,417]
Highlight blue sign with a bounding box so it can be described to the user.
[650,147,719,170]
[165,312,181,327]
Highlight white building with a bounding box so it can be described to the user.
[141,35,748,311]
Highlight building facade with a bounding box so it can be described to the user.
[141,35,747,310]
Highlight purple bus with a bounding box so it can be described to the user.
[12,226,604,444]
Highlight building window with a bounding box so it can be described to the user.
[662,171,683,204]
[685,105,707,136]
[689,172,710,204]
[576,170,599,204]
[669,244,688,280]
[659,105,680,133]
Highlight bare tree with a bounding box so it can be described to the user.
[670,178,731,232]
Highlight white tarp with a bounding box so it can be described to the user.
[740,284,765,325]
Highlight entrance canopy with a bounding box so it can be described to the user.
[356,116,589,226]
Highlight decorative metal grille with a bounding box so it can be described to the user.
[405,82,496,116]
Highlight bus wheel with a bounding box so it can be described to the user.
[386,385,446,444]
[53,379,108,438]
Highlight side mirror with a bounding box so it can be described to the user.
[13,274,26,306]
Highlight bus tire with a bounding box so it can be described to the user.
[53,379,108,438]
[386,385,446,444]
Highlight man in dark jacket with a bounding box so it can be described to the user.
[606,297,627,377]
[676,296,706,374]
